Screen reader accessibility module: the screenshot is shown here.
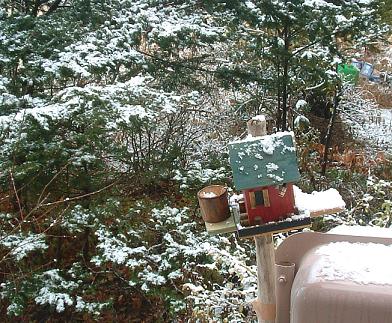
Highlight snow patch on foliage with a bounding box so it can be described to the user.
[92,228,147,265]
[34,269,78,313]
[62,205,94,233]
[75,296,109,315]
[173,162,227,189]
[0,233,47,261]
[35,290,73,313]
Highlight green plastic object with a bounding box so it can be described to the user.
[338,64,359,84]
[228,132,300,190]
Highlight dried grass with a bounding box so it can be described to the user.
[358,80,392,109]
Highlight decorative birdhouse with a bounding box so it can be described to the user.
[228,132,300,226]
[199,116,344,238]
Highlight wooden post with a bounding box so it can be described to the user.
[247,115,277,323]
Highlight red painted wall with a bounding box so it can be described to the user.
[243,184,295,225]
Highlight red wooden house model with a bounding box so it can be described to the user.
[228,132,300,226]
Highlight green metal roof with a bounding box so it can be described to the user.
[228,132,300,190]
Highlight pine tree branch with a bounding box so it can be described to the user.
[39,181,117,207]
[135,48,214,74]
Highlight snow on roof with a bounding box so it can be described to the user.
[229,131,293,145]
[294,185,345,216]
[228,132,300,190]
[328,225,392,238]
[311,241,392,285]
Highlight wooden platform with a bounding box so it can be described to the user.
[204,208,312,238]
[204,214,237,235]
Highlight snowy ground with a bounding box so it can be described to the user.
[341,104,392,154]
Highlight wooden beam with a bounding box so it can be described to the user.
[310,207,345,217]
[237,216,311,239]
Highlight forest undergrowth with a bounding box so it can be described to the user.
[0,0,391,321]
[0,104,390,322]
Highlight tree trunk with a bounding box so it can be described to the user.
[276,61,282,132]
[322,83,340,175]
[281,23,290,131]
[281,59,289,131]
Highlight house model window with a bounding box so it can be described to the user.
[250,190,271,208]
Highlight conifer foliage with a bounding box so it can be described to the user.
[0,0,385,320]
